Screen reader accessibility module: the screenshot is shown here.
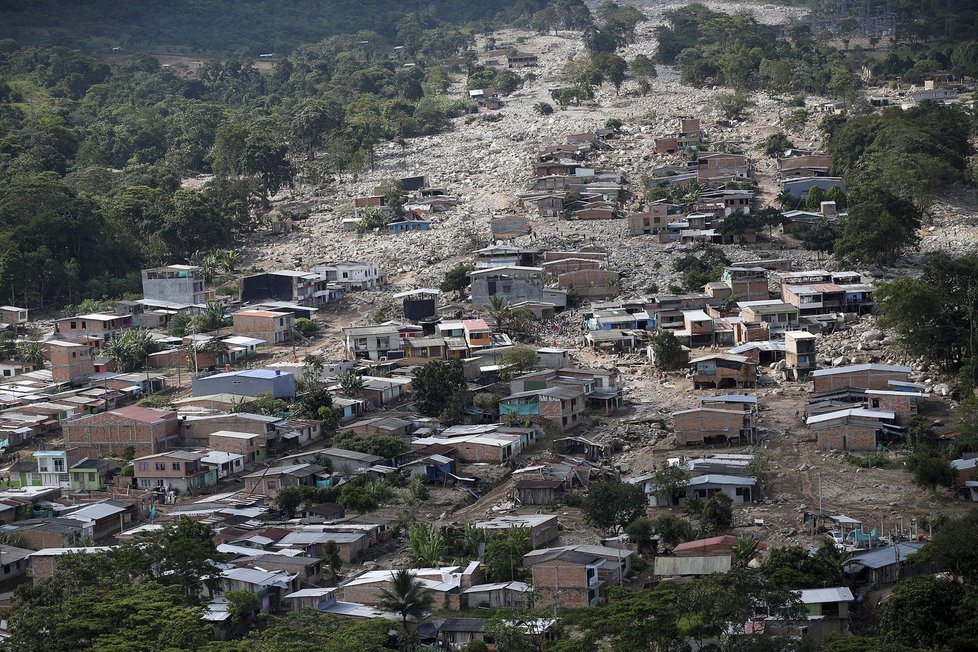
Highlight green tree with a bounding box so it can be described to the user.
[339,369,365,397]
[412,359,466,417]
[332,431,408,460]
[237,610,390,652]
[104,328,163,373]
[246,392,288,416]
[650,513,696,549]
[295,385,333,420]
[713,93,754,120]
[650,464,690,507]
[906,452,955,489]
[121,517,225,598]
[295,317,319,337]
[377,569,435,644]
[581,481,647,532]
[407,523,445,568]
[878,576,966,649]
[650,329,683,371]
[698,492,733,536]
[226,590,260,622]
[760,132,794,157]
[15,338,46,368]
[275,486,304,518]
[624,516,657,556]
[499,346,538,378]
[440,264,475,293]
[631,53,658,79]
[483,294,511,331]
[802,218,838,259]
[323,540,342,579]
[910,509,978,582]
[484,527,530,582]
[565,584,681,651]
[834,186,921,265]
[732,535,760,568]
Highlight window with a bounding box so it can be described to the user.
[266,481,277,490]
[155,462,166,471]
[138,462,149,471]
[88,473,96,482]
[172,462,181,471]
[70,321,77,329]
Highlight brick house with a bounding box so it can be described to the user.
[46,340,96,384]
[232,310,294,345]
[62,406,180,458]
[524,544,633,608]
[689,354,757,390]
[806,408,894,451]
[208,430,265,465]
[133,450,217,492]
[275,529,369,564]
[54,313,132,342]
[811,364,911,393]
[241,463,326,498]
[28,547,114,585]
[721,267,769,301]
[341,564,481,612]
[673,408,752,447]
[628,205,669,237]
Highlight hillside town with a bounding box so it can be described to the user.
[1,0,978,650]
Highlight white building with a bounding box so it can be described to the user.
[312,261,384,291]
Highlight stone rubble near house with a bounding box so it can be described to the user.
[198,2,971,551]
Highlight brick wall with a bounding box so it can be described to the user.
[815,423,878,451]
[813,370,908,393]
[675,410,746,446]
[62,412,180,458]
[531,561,590,608]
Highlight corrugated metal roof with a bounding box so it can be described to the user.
[654,555,732,576]
[849,542,925,569]
[799,587,854,604]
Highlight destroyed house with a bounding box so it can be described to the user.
[499,386,584,432]
[469,266,566,311]
[689,354,756,389]
[673,407,754,447]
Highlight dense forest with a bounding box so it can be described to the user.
[0,0,551,55]
[654,4,857,96]
[0,1,559,309]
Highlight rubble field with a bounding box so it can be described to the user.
[235,4,977,546]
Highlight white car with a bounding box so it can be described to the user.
[826,531,845,546]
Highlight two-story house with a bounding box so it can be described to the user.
[132,450,217,493]
[342,325,400,361]
[311,261,383,291]
[499,386,584,431]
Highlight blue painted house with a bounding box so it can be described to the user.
[387,219,431,234]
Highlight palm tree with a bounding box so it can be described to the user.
[484,295,511,331]
[339,369,365,397]
[378,569,434,646]
[732,535,760,568]
[219,249,237,275]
